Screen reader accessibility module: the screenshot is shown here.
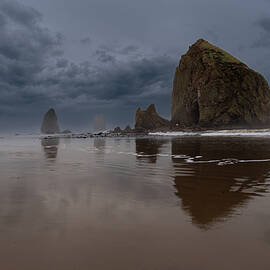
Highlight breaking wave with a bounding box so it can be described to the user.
[149,129,270,137]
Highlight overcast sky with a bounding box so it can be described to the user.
[0,0,270,132]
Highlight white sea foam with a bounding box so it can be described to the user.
[149,132,199,136]
[172,154,190,159]
[136,154,156,157]
[202,129,270,137]
[149,129,270,137]
[157,154,171,157]
[185,157,270,166]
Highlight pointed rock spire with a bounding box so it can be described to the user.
[135,104,170,131]
[41,108,60,134]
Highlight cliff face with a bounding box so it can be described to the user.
[41,108,60,134]
[135,104,170,131]
[171,39,270,128]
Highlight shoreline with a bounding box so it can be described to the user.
[37,127,270,139]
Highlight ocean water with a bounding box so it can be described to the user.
[0,135,270,269]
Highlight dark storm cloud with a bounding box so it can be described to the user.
[80,37,91,45]
[38,54,175,111]
[118,45,139,55]
[0,1,63,129]
[252,17,270,48]
[0,0,41,27]
[252,35,270,48]
[258,17,270,32]
[0,0,176,131]
[95,49,116,63]
[56,58,69,68]
[0,1,62,82]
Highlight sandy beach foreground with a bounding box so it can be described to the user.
[0,135,269,270]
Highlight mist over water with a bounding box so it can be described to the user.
[93,114,106,132]
[0,136,270,269]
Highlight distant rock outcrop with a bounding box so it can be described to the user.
[61,129,72,134]
[123,125,132,133]
[171,39,270,128]
[41,108,60,134]
[113,126,122,133]
[135,104,170,131]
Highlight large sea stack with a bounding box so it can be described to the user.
[135,104,170,131]
[171,39,270,128]
[41,108,60,134]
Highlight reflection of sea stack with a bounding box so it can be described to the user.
[41,109,60,134]
[171,138,270,229]
[171,39,270,127]
[135,138,166,163]
[41,137,59,159]
[94,138,106,150]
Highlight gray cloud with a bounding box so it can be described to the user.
[34,53,175,129]
[0,1,63,131]
[80,37,91,45]
[95,49,116,63]
[0,1,62,77]
[252,17,270,48]
[252,35,270,48]
[0,1,176,132]
[258,17,270,32]
[0,1,41,27]
[118,45,139,55]
[56,58,69,68]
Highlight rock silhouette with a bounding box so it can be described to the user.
[135,104,170,131]
[171,39,270,128]
[41,109,60,134]
[113,126,122,133]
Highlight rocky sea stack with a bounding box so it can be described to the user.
[41,108,60,134]
[135,104,170,131]
[171,39,270,128]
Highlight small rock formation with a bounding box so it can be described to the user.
[113,126,122,133]
[61,129,72,134]
[41,108,60,134]
[135,104,170,131]
[171,39,270,128]
[123,125,132,133]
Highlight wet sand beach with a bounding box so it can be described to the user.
[0,136,270,270]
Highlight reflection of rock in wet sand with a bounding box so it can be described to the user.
[171,137,270,229]
[136,138,166,163]
[41,137,59,159]
[94,138,106,151]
